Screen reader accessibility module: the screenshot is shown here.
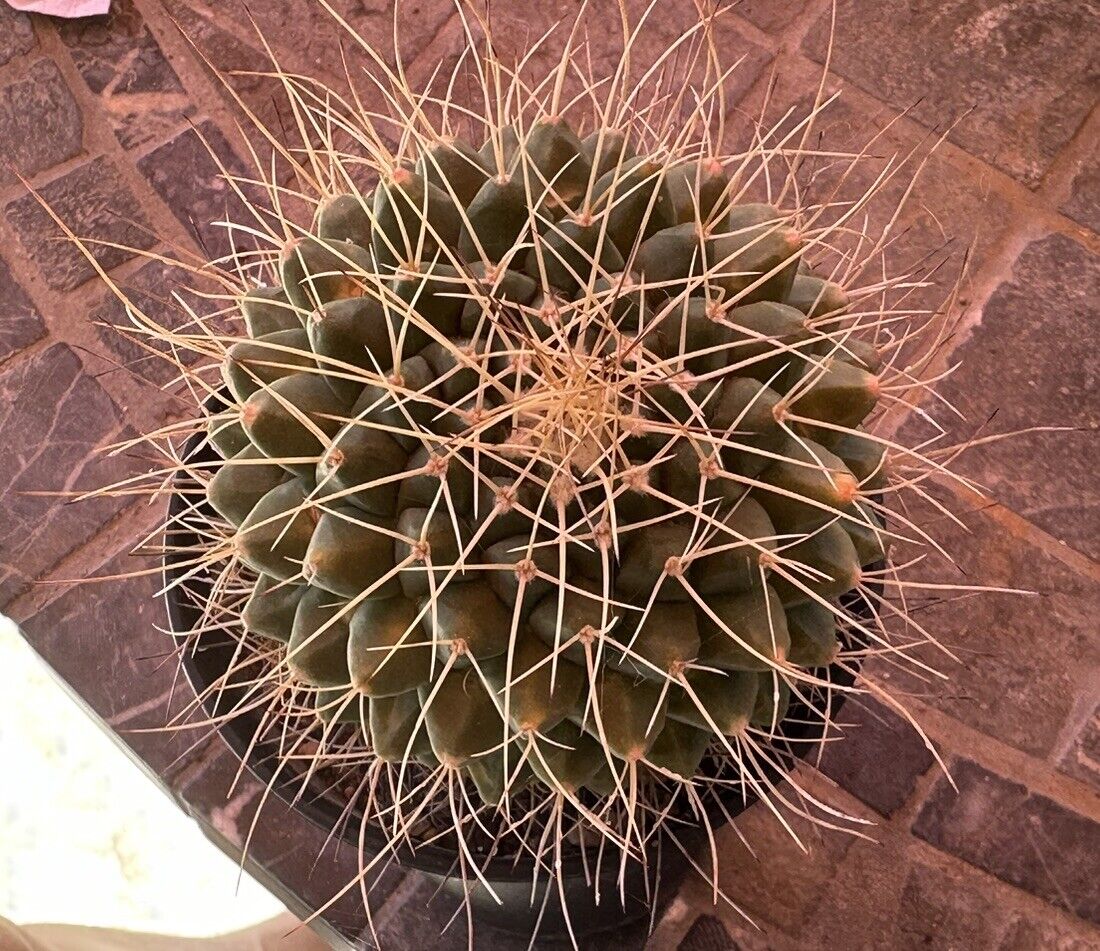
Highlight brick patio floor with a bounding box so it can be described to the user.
[0,1,1097,948]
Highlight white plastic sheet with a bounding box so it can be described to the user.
[6,0,110,17]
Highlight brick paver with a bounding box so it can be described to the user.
[803,0,1100,188]
[914,759,1100,924]
[678,794,856,935]
[179,0,455,81]
[738,54,1017,320]
[886,499,1100,759]
[999,916,1100,951]
[736,0,806,33]
[0,1,1096,948]
[6,157,156,291]
[0,5,36,65]
[892,861,1010,950]
[908,233,1100,560]
[88,256,211,384]
[157,0,289,133]
[819,698,936,817]
[0,345,133,606]
[137,120,248,261]
[0,256,45,363]
[1063,156,1100,232]
[0,58,84,188]
[58,0,191,151]
[1060,702,1100,793]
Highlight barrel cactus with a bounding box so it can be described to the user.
[76,0,986,937]
[207,114,887,802]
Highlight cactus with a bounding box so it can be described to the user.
[81,1,997,939]
[203,103,891,800]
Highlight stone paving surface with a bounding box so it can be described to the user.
[0,1,1096,949]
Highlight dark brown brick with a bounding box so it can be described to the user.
[0,345,134,608]
[57,0,191,151]
[482,0,771,113]
[180,0,455,83]
[680,800,854,933]
[603,0,772,108]
[1060,702,1100,793]
[804,1,1100,188]
[90,257,220,386]
[0,254,45,364]
[735,60,1013,320]
[0,4,36,66]
[678,914,737,950]
[0,58,84,188]
[159,0,286,134]
[797,837,910,949]
[895,861,1009,950]
[906,233,1099,560]
[5,157,156,291]
[1062,156,1099,233]
[735,0,806,33]
[999,915,1100,950]
[881,503,1100,759]
[914,759,1100,924]
[17,548,189,771]
[137,120,250,262]
[805,834,1099,949]
[57,0,180,96]
[819,698,935,816]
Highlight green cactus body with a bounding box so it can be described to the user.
[211,117,885,805]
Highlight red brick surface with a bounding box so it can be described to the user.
[884,501,1100,759]
[1063,155,1100,232]
[0,345,133,605]
[904,233,1100,560]
[136,120,248,260]
[88,256,210,384]
[0,1,1096,949]
[1060,702,1100,793]
[735,0,806,33]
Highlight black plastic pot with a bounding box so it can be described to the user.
[164,420,864,940]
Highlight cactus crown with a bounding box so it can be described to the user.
[80,0,987,934]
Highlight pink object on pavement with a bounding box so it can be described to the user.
[6,0,110,16]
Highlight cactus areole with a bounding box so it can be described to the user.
[102,2,977,941]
